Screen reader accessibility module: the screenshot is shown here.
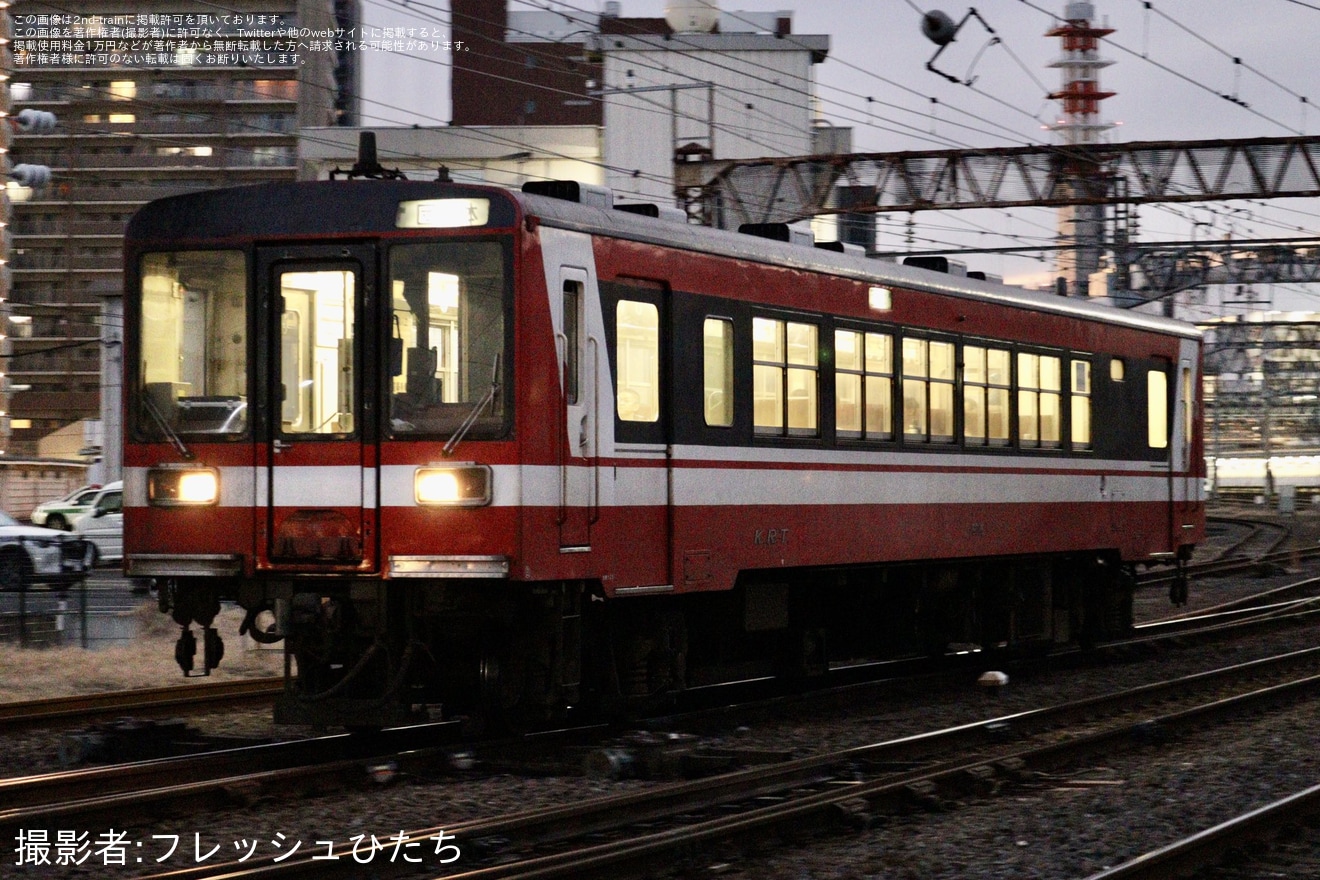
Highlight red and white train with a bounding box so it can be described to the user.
[122,162,1204,727]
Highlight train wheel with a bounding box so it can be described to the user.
[471,629,531,735]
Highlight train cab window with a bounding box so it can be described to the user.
[1018,353,1062,448]
[835,329,893,440]
[703,318,734,427]
[1071,358,1092,449]
[388,241,508,436]
[963,345,1011,446]
[753,318,819,436]
[1148,369,1169,449]
[902,338,955,443]
[137,250,249,438]
[616,300,660,422]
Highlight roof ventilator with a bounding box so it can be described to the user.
[614,202,689,223]
[521,180,615,209]
[738,222,815,247]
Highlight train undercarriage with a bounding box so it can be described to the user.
[159,551,1143,730]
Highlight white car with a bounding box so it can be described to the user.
[73,480,123,566]
[30,484,102,531]
[0,512,93,590]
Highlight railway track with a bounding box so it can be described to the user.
[70,635,1320,880]
[8,575,1320,842]
[1087,782,1320,879]
[0,677,282,733]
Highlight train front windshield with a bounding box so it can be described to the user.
[133,240,509,443]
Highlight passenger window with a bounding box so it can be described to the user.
[753,317,818,436]
[1148,369,1169,448]
[703,318,733,427]
[1018,352,1061,448]
[615,300,660,422]
[964,345,1011,446]
[835,329,893,440]
[902,338,955,443]
[1071,359,1092,449]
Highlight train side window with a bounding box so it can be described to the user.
[563,281,580,406]
[753,317,818,437]
[1148,369,1169,449]
[1018,353,1062,448]
[703,317,733,427]
[835,329,893,440]
[963,345,1011,446]
[615,300,660,422]
[1071,359,1092,449]
[902,338,954,443]
[1110,358,1125,381]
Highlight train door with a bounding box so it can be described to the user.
[1172,340,1199,536]
[559,268,594,549]
[258,246,378,572]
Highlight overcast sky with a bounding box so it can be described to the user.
[355,0,1320,304]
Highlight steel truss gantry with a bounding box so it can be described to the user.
[675,134,1320,227]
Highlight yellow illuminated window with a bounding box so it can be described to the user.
[702,318,733,427]
[1071,358,1092,449]
[964,344,1011,446]
[616,300,659,422]
[109,80,137,100]
[108,113,136,124]
[1148,370,1169,449]
[835,329,893,440]
[1018,352,1061,448]
[754,317,817,436]
[902,338,955,443]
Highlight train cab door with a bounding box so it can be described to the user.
[558,268,594,549]
[258,246,379,572]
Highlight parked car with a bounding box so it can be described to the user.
[73,481,123,566]
[30,484,102,531]
[0,511,93,590]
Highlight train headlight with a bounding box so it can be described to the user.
[414,464,492,507]
[148,467,220,506]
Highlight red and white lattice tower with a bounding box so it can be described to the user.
[1047,2,1114,297]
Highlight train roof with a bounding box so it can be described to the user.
[516,189,1201,341]
[126,179,1200,341]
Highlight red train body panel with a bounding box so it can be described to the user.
[121,176,1203,726]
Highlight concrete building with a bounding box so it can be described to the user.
[4,0,357,459]
[437,0,828,204]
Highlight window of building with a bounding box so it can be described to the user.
[703,318,733,427]
[109,80,136,100]
[835,328,893,440]
[753,317,818,436]
[1148,369,1168,449]
[964,344,1011,446]
[616,300,659,423]
[1071,358,1092,449]
[902,337,955,442]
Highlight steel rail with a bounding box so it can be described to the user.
[1083,782,1320,880]
[131,646,1320,880]
[0,677,283,732]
